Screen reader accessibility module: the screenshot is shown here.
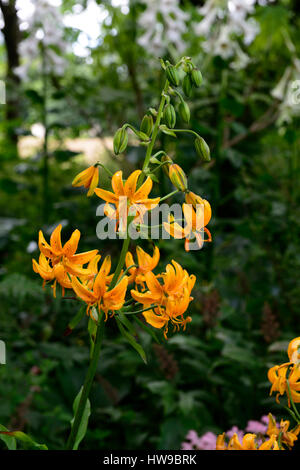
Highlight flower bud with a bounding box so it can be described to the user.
[169,163,188,192]
[164,104,176,129]
[182,74,193,98]
[166,64,180,87]
[178,101,190,124]
[195,136,211,162]
[113,127,128,155]
[140,114,153,136]
[191,68,203,87]
[185,191,204,207]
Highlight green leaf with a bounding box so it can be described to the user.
[71,387,91,450]
[159,125,177,137]
[65,304,86,336]
[0,424,16,450]
[0,430,47,450]
[117,311,137,336]
[116,318,147,364]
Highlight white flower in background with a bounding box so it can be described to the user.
[138,0,189,56]
[195,0,274,69]
[14,0,67,79]
[272,60,300,125]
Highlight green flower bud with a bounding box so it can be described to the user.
[169,163,188,192]
[195,136,211,162]
[178,101,190,124]
[191,68,203,88]
[166,64,180,87]
[182,74,193,98]
[164,104,176,129]
[140,114,153,136]
[113,127,128,155]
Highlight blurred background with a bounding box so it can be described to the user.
[0,0,299,450]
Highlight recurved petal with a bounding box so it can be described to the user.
[68,250,99,265]
[63,229,81,257]
[64,260,96,278]
[143,310,169,329]
[38,230,53,257]
[145,271,163,298]
[136,197,160,210]
[124,170,141,199]
[130,289,157,305]
[87,166,99,197]
[94,187,120,204]
[93,256,111,297]
[32,258,55,281]
[50,224,63,255]
[111,171,125,196]
[163,221,185,239]
[134,177,153,201]
[72,276,97,303]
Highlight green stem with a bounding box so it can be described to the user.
[66,312,105,450]
[142,79,170,174]
[172,128,200,139]
[110,217,133,289]
[120,305,158,315]
[159,189,180,202]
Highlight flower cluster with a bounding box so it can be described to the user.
[33,57,210,341]
[195,0,274,70]
[268,337,300,406]
[182,416,271,450]
[212,337,300,451]
[216,413,300,450]
[138,0,189,57]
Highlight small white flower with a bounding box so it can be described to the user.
[138,0,189,56]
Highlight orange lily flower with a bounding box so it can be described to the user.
[72,255,128,319]
[266,413,300,449]
[125,245,160,285]
[33,224,99,296]
[72,164,99,197]
[268,363,300,406]
[131,260,195,337]
[164,199,212,252]
[216,432,280,450]
[94,170,160,225]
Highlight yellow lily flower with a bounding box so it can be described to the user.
[72,255,128,319]
[266,413,300,449]
[164,200,212,252]
[216,432,280,450]
[72,164,99,197]
[125,245,160,285]
[131,260,195,337]
[268,363,300,406]
[33,224,99,296]
[94,170,160,224]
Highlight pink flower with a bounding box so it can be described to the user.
[226,426,244,442]
[246,420,267,434]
